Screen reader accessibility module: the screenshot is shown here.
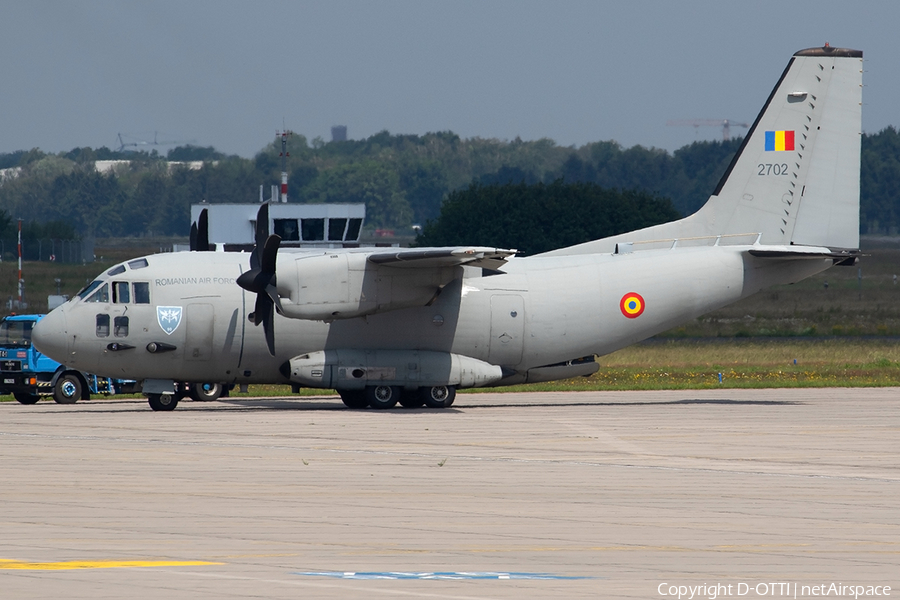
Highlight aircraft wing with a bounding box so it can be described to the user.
[367,247,517,270]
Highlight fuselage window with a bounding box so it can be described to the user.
[128,258,149,270]
[96,314,110,337]
[113,281,130,304]
[85,283,110,303]
[114,316,129,337]
[133,282,150,304]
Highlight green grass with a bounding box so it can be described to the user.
[466,338,900,392]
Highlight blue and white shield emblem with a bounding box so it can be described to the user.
[157,306,183,335]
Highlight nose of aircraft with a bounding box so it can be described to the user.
[32,308,68,363]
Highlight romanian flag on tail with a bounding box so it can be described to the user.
[765,130,795,151]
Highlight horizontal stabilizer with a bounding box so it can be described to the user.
[747,246,862,261]
[368,247,516,270]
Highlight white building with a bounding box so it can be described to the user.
[189,203,366,248]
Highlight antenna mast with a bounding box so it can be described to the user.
[277,128,292,203]
[17,218,23,307]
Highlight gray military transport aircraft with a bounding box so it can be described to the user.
[33,46,862,411]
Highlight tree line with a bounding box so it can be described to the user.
[1,126,899,240]
[415,180,681,256]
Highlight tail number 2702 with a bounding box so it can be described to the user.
[757,163,789,176]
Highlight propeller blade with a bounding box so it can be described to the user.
[236,235,281,295]
[251,203,270,270]
[256,202,270,245]
[253,292,275,355]
[261,234,280,273]
[197,208,210,251]
[265,282,284,315]
[262,308,275,356]
[237,215,281,356]
[190,209,210,252]
[253,292,271,327]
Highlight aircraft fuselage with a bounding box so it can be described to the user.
[35,245,830,388]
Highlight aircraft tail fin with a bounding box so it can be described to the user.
[541,46,862,256]
[703,45,862,249]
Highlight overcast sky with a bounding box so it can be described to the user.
[1,1,896,157]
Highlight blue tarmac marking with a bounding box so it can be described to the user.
[294,571,592,580]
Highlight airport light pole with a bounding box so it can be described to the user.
[17,218,23,306]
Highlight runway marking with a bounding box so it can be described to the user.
[294,571,593,580]
[0,558,222,570]
[165,569,540,599]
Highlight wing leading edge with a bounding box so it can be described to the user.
[367,247,517,271]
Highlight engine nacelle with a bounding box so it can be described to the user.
[277,253,460,321]
[284,349,504,390]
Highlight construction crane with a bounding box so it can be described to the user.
[116,131,195,153]
[666,119,750,141]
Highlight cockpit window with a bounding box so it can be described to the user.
[134,282,150,304]
[128,258,149,270]
[0,319,33,347]
[96,314,110,337]
[113,281,130,304]
[114,316,129,337]
[84,282,110,303]
[77,280,104,300]
[107,265,126,276]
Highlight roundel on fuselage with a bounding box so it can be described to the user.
[619,292,645,318]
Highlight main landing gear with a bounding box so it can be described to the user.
[340,385,456,410]
[188,382,224,402]
[147,393,178,411]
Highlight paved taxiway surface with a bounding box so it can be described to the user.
[1,388,898,599]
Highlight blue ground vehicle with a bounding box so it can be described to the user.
[0,314,137,404]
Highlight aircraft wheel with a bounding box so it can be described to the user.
[422,385,456,408]
[14,392,40,405]
[189,382,222,402]
[339,390,368,409]
[53,373,82,404]
[399,389,425,408]
[148,393,178,411]
[366,385,400,409]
